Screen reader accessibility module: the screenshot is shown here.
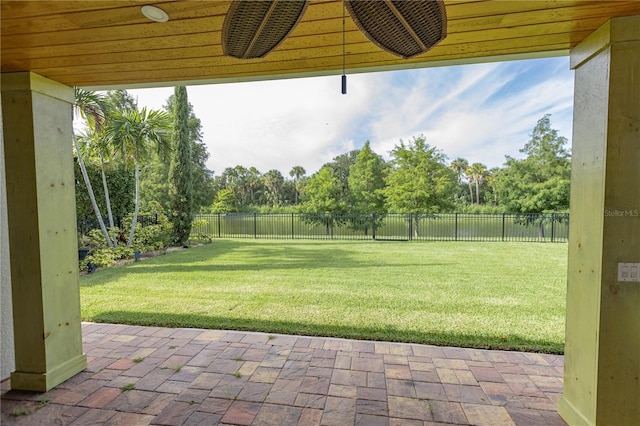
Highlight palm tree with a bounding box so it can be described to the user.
[449,158,468,184]
[73,88,115,247]
[470,162,487,204]
[463,163,475,203]
[107,107,171,247]
[289,165,306,204]
[246,167,261,205]
[262,169,284,206]
[485,168,499,205]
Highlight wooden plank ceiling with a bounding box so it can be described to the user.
[2,0,640,89]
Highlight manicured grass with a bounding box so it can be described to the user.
[80,239,567,353]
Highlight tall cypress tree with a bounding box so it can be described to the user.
[169,86,193,245]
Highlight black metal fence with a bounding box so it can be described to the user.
[77,214,159,236]
[191,212,569,242]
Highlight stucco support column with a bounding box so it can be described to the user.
[558,16,640,426]
[1,72,86,392]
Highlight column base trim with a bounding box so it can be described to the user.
[558,394,594,426]
[10,353,87,392]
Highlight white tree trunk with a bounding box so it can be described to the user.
[99,153,117,246]
[100,154,114,227]
[73,133,113,247]
[127,160,140,248]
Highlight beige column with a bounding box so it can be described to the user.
[558,16,640,426]
[1,72,86,392]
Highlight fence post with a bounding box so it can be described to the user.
[253,213,257,239]
[408,213,412,241]
[455,212,458,241]
[551,212,555,243]
[291,213,295,239]
[372,213,376,241]
[330,215,334,240]
[501,213,506,241]
[217,213,221,238]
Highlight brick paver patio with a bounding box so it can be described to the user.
[1,322,567,425]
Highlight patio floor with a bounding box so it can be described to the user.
[1,322,567,425]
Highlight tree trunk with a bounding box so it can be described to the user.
[475,180,480,204]
[73,134,113,247]
[99,153,116,246]
[538,221,545,239]
[127,159,140,248]
[467,181,474,204]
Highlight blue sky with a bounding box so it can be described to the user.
[128,56,574,176]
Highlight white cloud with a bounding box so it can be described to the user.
[129,57,574,176]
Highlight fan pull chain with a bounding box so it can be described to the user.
[341,0,347,95]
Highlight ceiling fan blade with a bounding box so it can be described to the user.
[222,0,309,59]
[345,0,447,59]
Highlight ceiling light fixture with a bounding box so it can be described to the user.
[141,5,169,23]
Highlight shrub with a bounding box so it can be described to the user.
[85,248,119,268]
[124,201,173,252]
[190,218,212,242]
[131,224,172,252]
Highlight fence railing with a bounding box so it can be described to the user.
[191,212,569,242]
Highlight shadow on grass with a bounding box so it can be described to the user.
[81,240,455,284]
[85,310,564,354]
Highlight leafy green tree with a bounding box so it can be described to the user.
[245,167,262,205]
[105,89,137,113]
[485,167,500,205]
[165,91,214,213]
[348,141,388,213]
[140,91,214,215]
[495,114,571,213]
[169,86,193,245]
[324,150,360,204]
[300,167,345,212]
[75,160,134,231]
[384,135,456,235]
[217,166,248,206]
[140,151,171,212]
[347,142,388,234]
[190,140,215,212]
[299,167,347,234]
[107,107,172,247]
[212,188,238,212]
[233,165,253,206]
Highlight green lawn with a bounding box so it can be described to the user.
[80,239,567,353]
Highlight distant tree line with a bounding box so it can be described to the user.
[209,114,571,216]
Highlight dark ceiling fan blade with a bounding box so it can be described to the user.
[344,0,447,59]
[222,0,309,59]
